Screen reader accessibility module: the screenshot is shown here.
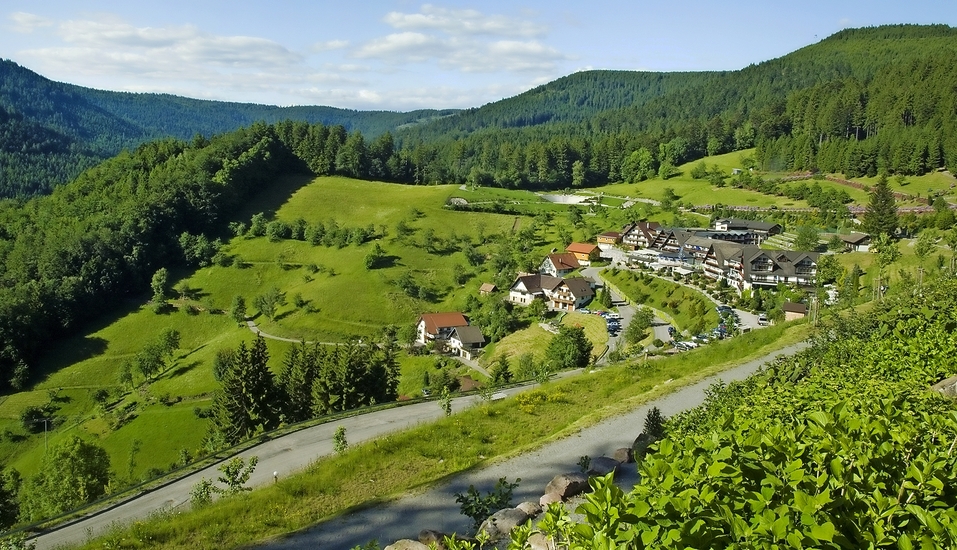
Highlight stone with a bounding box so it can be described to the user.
[588,456,620,477]
[478,507,531,540]
[613,447,634,463]
[516,500,543,517]
[528,532,558,550]
[385,540,429,550]
[539,492,562,506]
[419,530,475,550]
[544,472,589,500]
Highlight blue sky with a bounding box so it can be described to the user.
[2,1,955,111]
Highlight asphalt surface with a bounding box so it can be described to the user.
[266,341,809,550]
[28,389,526,550]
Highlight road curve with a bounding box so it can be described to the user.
[266,342,809,550]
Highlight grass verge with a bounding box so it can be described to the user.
[73,321,809,550]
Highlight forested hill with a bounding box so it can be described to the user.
[399,24,957,140]
[0,59,457,197]
[390,24,957,188]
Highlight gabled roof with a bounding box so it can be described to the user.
[566,242,599,255]
[450,325,486,345]
[839,232,871,245]
[418,312,468,334]
[598,231,621,238]
[560,277,595,299]
[783,302,808,314]
[544,253,580,271]
[511,274,562,294]
[479,283,497,293]
[716,218,781,232]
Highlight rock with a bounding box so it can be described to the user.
[539,492,562,506]
[588,456,620,477]
[516,501,543,517]
[419,530,476,550]
[478,508,531,540]
[418,530,448,548]
[613,447,634,463]
[528,532,558,550]
[544,472,589,500]
[385,540,429,550]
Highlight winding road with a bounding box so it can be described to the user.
[28,338,807,550]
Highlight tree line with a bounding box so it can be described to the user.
[208,334,400,446]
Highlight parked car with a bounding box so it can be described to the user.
[605,312,621,320]
[757,313,769,326]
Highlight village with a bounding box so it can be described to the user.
[413,216,850,365]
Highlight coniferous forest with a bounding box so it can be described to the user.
[4,25,957,197]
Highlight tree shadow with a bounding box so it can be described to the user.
[169,361,201,378]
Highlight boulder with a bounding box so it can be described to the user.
[539,492,562,507]
[385,540,429,550]
[613,447,634,464]
[516,500,543,517]
[478,507,531,540]
[544,472,589,500]
[528,532,558,550]
[588,456,620,477]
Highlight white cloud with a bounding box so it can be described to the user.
[353,32,445,61]
[311,39,349,52]
[384,4,546,37]
[8,11,53,33]
[354,5,568,74]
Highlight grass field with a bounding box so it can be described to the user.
[603,269,719,334]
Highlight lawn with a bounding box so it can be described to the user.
[603,269,719,334]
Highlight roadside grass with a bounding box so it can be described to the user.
[77,321,810,550]
[603,270,719,334]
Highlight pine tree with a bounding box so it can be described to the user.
[862,174,898,237]
[209,336,278,445]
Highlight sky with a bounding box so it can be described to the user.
[1,1,955,112]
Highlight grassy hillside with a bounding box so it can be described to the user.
[0,175,593,482]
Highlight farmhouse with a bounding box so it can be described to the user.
[447,326,486,360]
[416,312,469,345]
[507,274,594,312]
[540,253,580,277]
[566,242,601,265]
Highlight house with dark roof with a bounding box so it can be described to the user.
[416,312,469,345]
[447,326,486,360]
[839,232,871,252]
[712,218,782,244]
[737,248,819,290]
[566,242,601,265]
[508,274,563,306]
[783,302,808,321]
[548,278,594,311]
[621,221,661,250]
[539,253,580,277]
[508,274,593,312]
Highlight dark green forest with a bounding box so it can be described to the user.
[0,58,456,196]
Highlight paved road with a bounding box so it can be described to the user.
[267,341,810,550]
[28,389,526,550]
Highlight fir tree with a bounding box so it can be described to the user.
[209,336,278,445]
[861,175,898,237]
